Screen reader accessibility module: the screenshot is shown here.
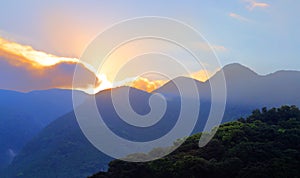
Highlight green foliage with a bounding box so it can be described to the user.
[90,105,300,178]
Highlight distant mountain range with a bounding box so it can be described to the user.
[156,63,300,107]
[1,63,300,178]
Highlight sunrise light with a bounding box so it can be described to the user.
[0,37,79,67]
[0,36,212,94]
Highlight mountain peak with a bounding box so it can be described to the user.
[153,76,205,94]
[170,76,205,84]
[96,86,150,97]
[222,63,258,75]
[210,63,258,82]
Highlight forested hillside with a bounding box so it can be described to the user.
[90,105,300,178]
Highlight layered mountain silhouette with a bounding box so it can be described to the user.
[157,63,300,107]
[0,89,85,169]
[2,63,300,178]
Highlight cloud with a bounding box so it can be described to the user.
[190,69,214,82]
[0,37,79,67]
[229,13,251,22]
[0,57,100,92]
[124,68,216,92]
[122,67,216,92]
[126,77,167,93]
[0,36,100,92]
[0,36,220,94]
[243,0,270,10]
[0,36,174,93]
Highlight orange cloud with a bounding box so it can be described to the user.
[127,77,167,93]
[0,37,79,68]
[124,69,214,92]
[190,70,213,82]
[244,0,270,10]
[229,13,251,22]
[0,36,100,92]
[0,36,218,94]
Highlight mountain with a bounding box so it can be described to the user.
[1,87,154,178]
[3,86,207,178]
[212,63,300,106]
[90,105,300,178]
[3,63,300,177]
[0,89,85,169]
[156,63,300,108]
[2,112,111,178]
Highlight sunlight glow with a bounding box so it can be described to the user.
[0,36,213,94]
[0,37,79,67]
[126,77,167,93]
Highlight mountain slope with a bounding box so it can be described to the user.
[0,89,85,169]
[2,112,111,178]
[156,63,300,107]
[90,105,300,178]
[4,63,300,177]
[2,87,154,178]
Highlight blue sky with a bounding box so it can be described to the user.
[0,0,299,91]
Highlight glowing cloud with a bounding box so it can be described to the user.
[123,69,214,92]
[126,77,167,93]
[0,37,79,68]
[85,74,113,94]
[229,13,251,22]
[0,36,101,92]
[190,70,213,82]
[0,36,217,94]
[243,0,270,10]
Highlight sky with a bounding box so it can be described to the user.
[0,0,299,93]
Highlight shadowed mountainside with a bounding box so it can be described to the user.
[0,89,85,169]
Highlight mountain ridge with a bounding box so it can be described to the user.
[0,89,86,169]
[2,63,300,177]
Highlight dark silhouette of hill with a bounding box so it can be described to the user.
[90,105,300,178]
[2,112,111,178]
[1,87,154,178]
[0,89,85,169]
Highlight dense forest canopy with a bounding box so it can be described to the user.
[90,105,300,178]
